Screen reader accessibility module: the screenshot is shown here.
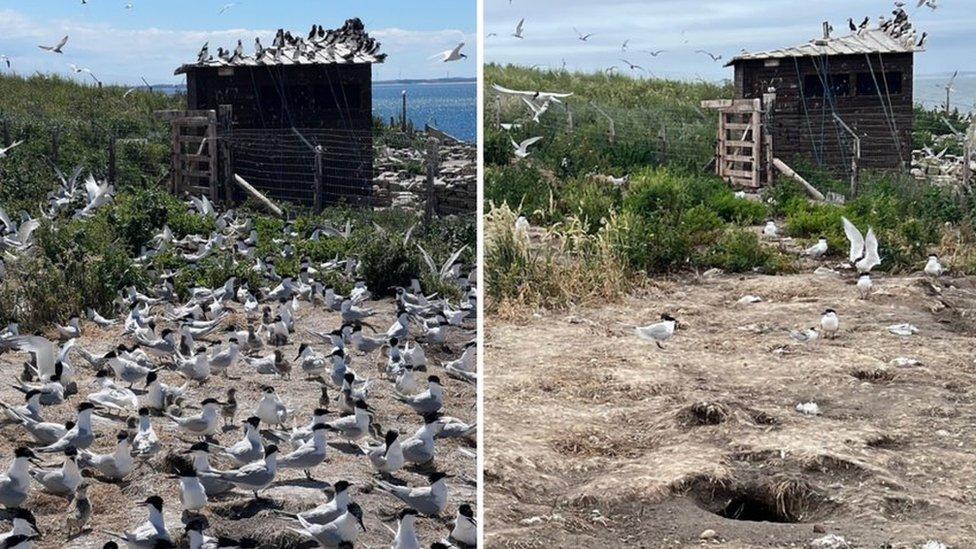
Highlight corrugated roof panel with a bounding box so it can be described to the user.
[728,25,923,66]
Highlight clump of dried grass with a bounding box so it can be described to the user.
[486,203,633,318]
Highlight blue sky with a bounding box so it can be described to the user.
[487,0,976,109]
[0,0,476,85]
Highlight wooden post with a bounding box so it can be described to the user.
[401,90,408,132]
[206,110,218,202]
[773,158,825,201]
[314,145,324,212]
[233,174,284,217]
[1,119,9,148]
[963,120,975,189]
[496,95,504,129]
[567,106,573,133]
[51,128,60,165]
[424,137,439,232]
[832,112,861,198]
[170,121,181,194]
[218,105,233,204]
[658,124,668,164]
[762,89,776,186]
[107,135,117,184]
[750,98,761,188]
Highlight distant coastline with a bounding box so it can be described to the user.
[375,77,476,85]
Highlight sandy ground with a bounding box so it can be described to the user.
[0,296,476,548]
[485,269,976,548]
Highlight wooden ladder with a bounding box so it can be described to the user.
[702,98,764,189]
[157,110,219,200]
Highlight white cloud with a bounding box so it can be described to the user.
[0,9,473,85]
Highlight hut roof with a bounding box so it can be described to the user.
[175,18,386,75]
[727,14,923,66]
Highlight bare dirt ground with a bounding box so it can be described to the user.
[485,270,976,548]
[0,297,476,548]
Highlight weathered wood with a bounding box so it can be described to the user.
[218,105,234,204]
[155,109,216,121]
[964,121,975,188]
[773,157,826,201]
[733,52,914,172]
[108,135,117,184]
[234,174,284,216]
[206,110,218,202]
[424,138,439,229]
[401,90,408,132]
[51,128,60,164]
[701,99,733,109]
[314,145,324,212]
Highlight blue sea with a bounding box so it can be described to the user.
[373,80,476,142]
[155,79,477,142]
[915,72,976,114]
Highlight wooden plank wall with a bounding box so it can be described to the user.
[733,53,914,173]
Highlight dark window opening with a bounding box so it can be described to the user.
[313,83,361,110]
[856,71,903,96]
[803,74,850,98]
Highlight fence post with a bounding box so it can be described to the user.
[658,124,668,164]
[401,90,408,133]
[963,121,975,189]
[218,105,233,204]
[424,137,439,232]
[1,119,9,148]
[108,135,117,184]
[494,95,501,129]
[51,128,60,165]
[566,106,573,133]
[314,145,324,213]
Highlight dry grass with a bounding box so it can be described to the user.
[485,271,976,548]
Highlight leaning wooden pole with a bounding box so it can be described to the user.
[233,174,284,217]
[772,158,825,201]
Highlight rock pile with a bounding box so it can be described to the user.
[372,140,476,215]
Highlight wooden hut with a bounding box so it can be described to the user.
[724,14,923,177]
[171,18,386,207]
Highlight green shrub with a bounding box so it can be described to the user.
[355,235,422,297]
[698,229,785,273]
[484,130,513,165]
[558,177,621,233]
[485,164,554,222]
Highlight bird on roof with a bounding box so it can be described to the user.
[197,42,209,63]
[917,32,927,48]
